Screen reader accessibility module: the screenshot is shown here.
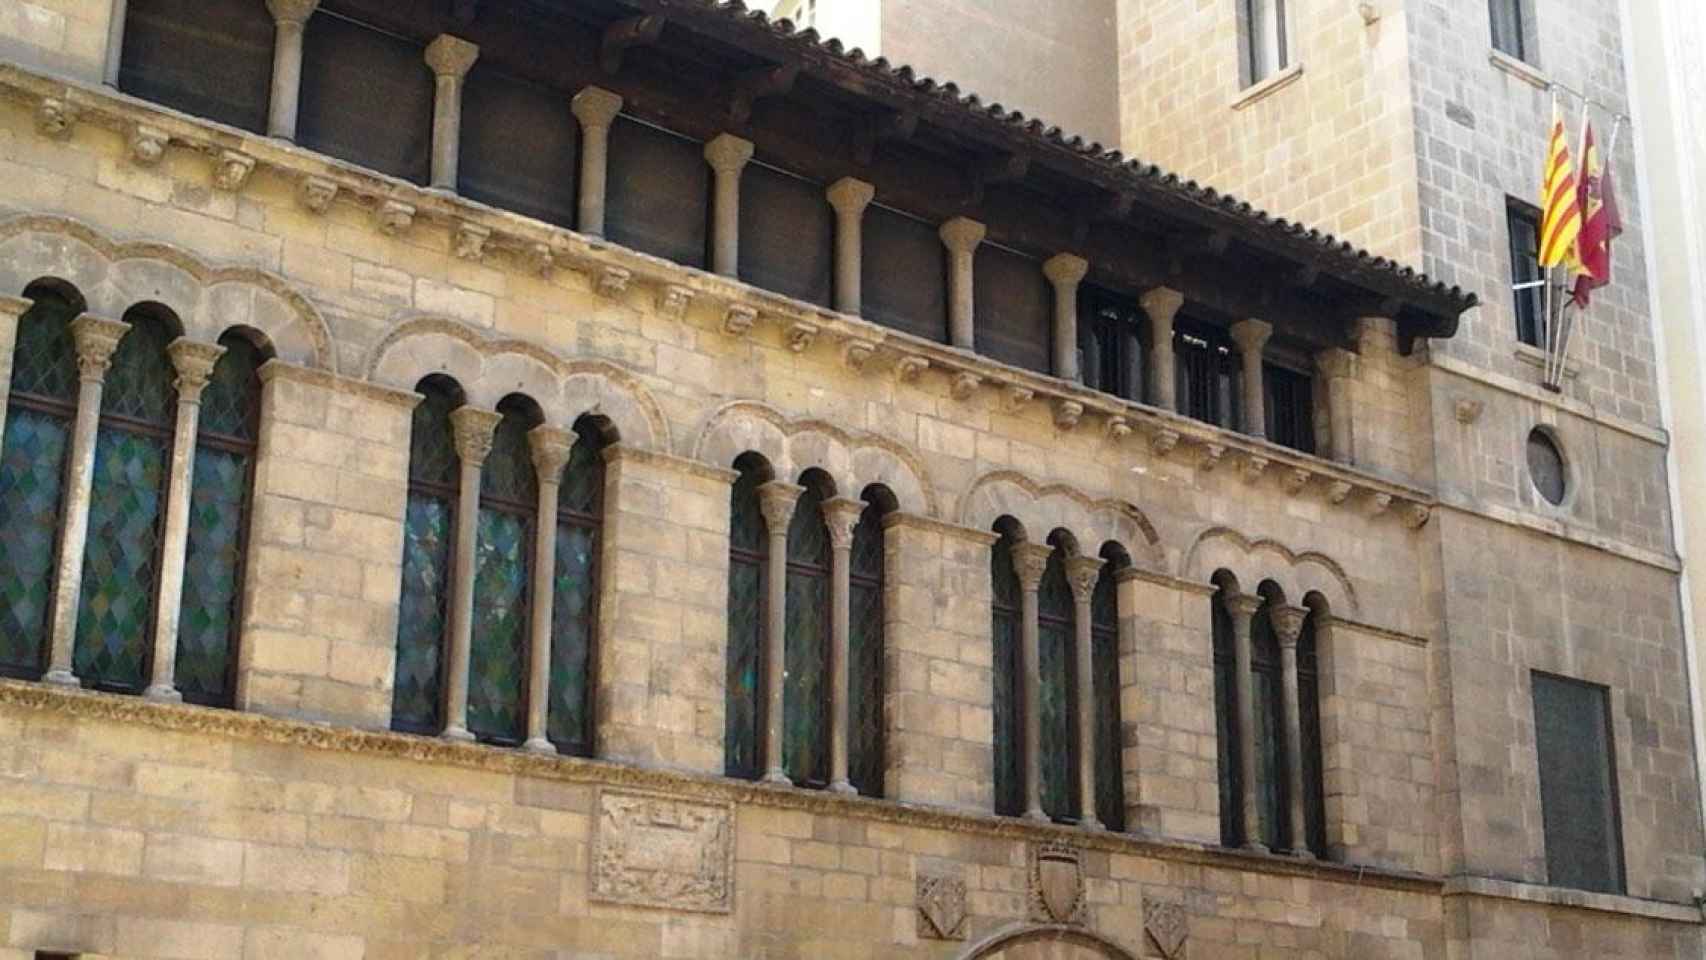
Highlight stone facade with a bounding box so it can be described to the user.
[0,2,1699,959]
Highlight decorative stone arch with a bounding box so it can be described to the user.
[690,401,936,515]
[364,316,669,450]
[959,924,1139,960]
[1181,526,1359,617]
[0,214,334,371]
[957,470,1164,571]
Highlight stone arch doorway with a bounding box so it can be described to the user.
[960,925,1139,960]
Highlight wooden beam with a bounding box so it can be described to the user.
[600,14,665,75]
[730,62,800,124]
[964,152,1029,206]
[850,108,918,165]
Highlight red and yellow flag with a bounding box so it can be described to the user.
[1571,120,1623,307]
[1538,101,1582,270]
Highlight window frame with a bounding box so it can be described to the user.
[1238,0,1290,89]
[1507,198,1546,348]
[1078,284,1147,404]
[1174,318,1242,431]
[1488,0,1531,63]
[1262,353,1316,455]
[1531,670,1627,895]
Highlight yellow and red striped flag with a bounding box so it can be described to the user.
[1538,101,1582,269]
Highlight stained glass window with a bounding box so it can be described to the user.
[1298,611,1328,857]
[1251,600,1286,850]
[176,332,263,706]
[991,526,1022,816]
[1212,588,1242,846]
[783,475,833,787]
[1091,552,1125,832]
[468,399,537,746]
[1037,543,1079,823]
[725,457,769,779]
[391,377,463,734]
[548,417,605,756]
[75,311,176,693]
[848,496,887,798]
[0,293,80,678]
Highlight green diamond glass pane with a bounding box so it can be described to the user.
[481,409,538,507]
[729,465,766,554]
[408,381,461,489]
[198,335,260,441]
[0,408,70,675]
[1038,549,1078,822]
[850,502,884,580]
[101,315,176,427]
[1299,620,1327,855]
[175,446,246,704]
[549,520,596,755]
[783,562,828,786]
[9,297,79,404]
[75,426,167,692]
[724,556,763,779]
[560,422,604,517]
[849,578,884,797]
[1092,620,1123,831]
[786,483,830,568]
[469,507,529,744]
[991,533,1021,816]
[1251,609,1284,850]
[392,492,452,733]
[1212,596,1241,846]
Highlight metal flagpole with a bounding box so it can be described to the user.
[1552,97,1592,390]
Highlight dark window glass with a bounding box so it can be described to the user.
[0,295,80,678]
[459,66,579,229]
[1241,0,1288,85]
[1090,556,1125,832]
[1490,0,1526,61]
[467,400,538,746]
[848,496,886,797]
[118,0,275,133]
[176,333,263,706]
[607,117,709,269]
[548,419,604,756]
[391,378,462,734]
[298,12,434,184]
[741,163,833,307]
[1298,611,1328,857]
[1508,201,1545,347]
[1532,672,1625,894]
[1250,602,1286,850]
[1264,363,1315,454]
[975,246,1051,374]
[1079,286,1146,403]
[783,477,833,787]
[1212,589,1242,846]
[991,527,1023,816]
[1527,429,1566,505]
[1176,321,1241,430]
[1038,544,1079,823]
[725,459,768,779]
[864,205,948,342]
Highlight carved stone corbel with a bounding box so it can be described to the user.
[129,124,169,165]
[786,321,820,353]
[527,241,558,276]
[1199,442,1227,472]
[454,222,490,261]
[842,341,875,373]
[1104,415,1132,442]
[894,356,929,383]
[212,150,256,191]
[596,265,632,299]
[658,285,694,320]
[949,372,982,401]
[375,199,416,235]
[722,304,757,337]
[1150,427,1180,457]
[1368,492,1393,516]
[35,97,73,138]
[1001,385,1034,414]
[1281,468,1309,496]
[1327,480,1353,504]
[299,176,338,214]
[1053,399,1084,431]
[1241,454,1269,484]
[1402,503,1432,529]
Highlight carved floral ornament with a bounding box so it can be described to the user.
[590,788,734,913]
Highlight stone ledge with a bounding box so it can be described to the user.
[1513,341,1580,382]
[1434,495,1681,573]
[258,358,423,410]
[1487,49,1549,91]
[1433,354,1667,446]
[0,678,1443,895]
[1443,874,1703,924]
[1231,63,1305,111]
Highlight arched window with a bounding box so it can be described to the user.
[991,520,1023,816]
[392,375,463,734]
[1037,534,1079,823]
[75,307,178,693]
[1091,545,1128,832]
[176,330,265,706]
[725,454,769,779]
[467,396,541,745]
[0,289,81,679]
[546,416,606,757]
[1211,580,1242,846]
[847,488,890,797]
[1250,589,1286,849]
[782,471,834,786]
[1299,603,1328,856]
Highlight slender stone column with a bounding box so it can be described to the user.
[756,481,804,783]
[821,496,865,794]
[43,315,130,686]
[424,34,480,192]
[1315,348,1359,465]
[142,339,227,702]
[1140,287,1183,411]
[442,405,500,741]
[826,178,875,316]
[1064,554,1106,830]
[570,86,624,237]
[1229,319,1273,439]
[103,0,131,86]
[264,0,321,140]
[1269,603,1312,856]
[1012,540,1054,821]
[704,134,755,278]
[522,426,576,754]
[939,217,986,351]
[1043,254,1089,382]
[1223,592,1265,851]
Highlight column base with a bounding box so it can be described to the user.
[143,684,183,703]
[441,725,477,743]
[41,669,80,687]
[829,780,857,796]
[1024,807,1049,822]
[1242,841,1270,855]
[522,737,557,755]
[761,769,792,786]
[1286,848,1315,860]
[1079,817,1105,832]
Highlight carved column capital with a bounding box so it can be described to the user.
[570,85,624,129]
[424,34,480,79]
[527,425,577,482]
[1064,555,1105,604]
[1315,347,1359,381]
[757,481,805,534]
[1228,318,1273,356]
[1042,252,1089,289]
[1012,541,1054,593]
[938,216,986,254]
[826,177,875,217]
[166,339,227,401]
[821,497,866,550]
[1222,591,1264,622]
[265,0,321,25]
[1268,603,1309,647]
[703,133,755,175]
[449,406,501,466]
[70,315,130,382]
[1139,286,1184,324]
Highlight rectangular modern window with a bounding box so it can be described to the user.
[1532,672,1625,894]
[1240,0,1288,87]
[1079,285,1146,403]
[1175,320,1241,430]
[606,116,709,270]
[1507,199,1544,347]
[975,244,1051,375]
[1489,0,1527,61]
[864,204,948,342]
[298,12,434,184]
[117,0,275,133]
[459,65,579,229]
[1264,362,1315,454]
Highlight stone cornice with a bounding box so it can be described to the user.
[1114,565,1218,596]
[1443,874,1702,925]
[1433,497,1681,573]
[602,443,738,486]
[257,358,422,410]
[0,679,1443,895]
[1430,354,1668,446]
[1325,615,1430,648]
[882,510,1000,546]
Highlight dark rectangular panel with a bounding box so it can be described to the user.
[864,205,947,342]
[298,13,434,184]
[1533,672,1625,894]
[975,245,1050,374]
[1175,320,1241,429]
[459,65,578,229]
[740,163,833,307]
[1080,284,1146,403]
[606,117,708,269]
[1508,200,1544,347]
[118,0,275,133]
[1264,363,1315,454]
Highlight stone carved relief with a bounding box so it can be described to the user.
[1028,842,1087,926]
[916,868,969,940]
[1144,898,1188,959]
[590,788,734,913]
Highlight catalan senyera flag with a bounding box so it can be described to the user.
[1571,120,1623,307]
[1538,101,1582,271]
